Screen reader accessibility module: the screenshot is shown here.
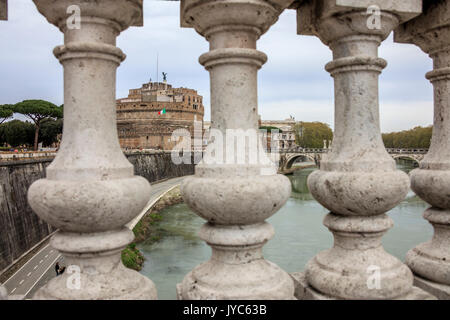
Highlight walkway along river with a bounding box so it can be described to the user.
[138,162,432,300]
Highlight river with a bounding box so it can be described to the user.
[138,162,432,300]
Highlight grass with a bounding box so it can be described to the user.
[120,186,182,271]
[121,243,145,271]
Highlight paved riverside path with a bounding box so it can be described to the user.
[3,176,186,299]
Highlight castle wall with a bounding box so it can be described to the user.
[116,82,205,150]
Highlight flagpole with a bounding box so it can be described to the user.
[156,52,159,83]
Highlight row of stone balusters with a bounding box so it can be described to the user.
[25,0,449,300]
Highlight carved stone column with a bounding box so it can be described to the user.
[293,0,432,299]
[29,0,157,299]
[177,0,295,300]
[395,0,450,300]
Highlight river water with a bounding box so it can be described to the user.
[138,162,432,300]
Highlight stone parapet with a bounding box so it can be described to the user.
[296,0,433,300]
[29,0,156,300]
[394,0,450,300]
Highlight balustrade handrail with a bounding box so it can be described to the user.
[2,0,445,301]
[274,147,429,154]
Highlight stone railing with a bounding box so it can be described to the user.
[2,0,449,300]
[0,151,57,162]
[278,147,428,154]
[386,148,429,154]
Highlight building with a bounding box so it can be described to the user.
[116,80,204,150]
[259,118,297,150]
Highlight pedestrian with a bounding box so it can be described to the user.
[55,262,60,276]
[59,266,66,275]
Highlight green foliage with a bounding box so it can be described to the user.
[132,212,162,242]
[12,100,63,150]
[121,244,145,271]
[0,120,35,147]
[382,126,432,149]
[259,126,282,133]
[0,105,13,124]
[13,100,63,120]
[294,121,333,148]
[39,118,63,147]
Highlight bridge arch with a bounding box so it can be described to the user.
[285,154,317,170]
[392,155,421,166]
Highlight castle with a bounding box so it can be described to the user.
[116,80,204,150]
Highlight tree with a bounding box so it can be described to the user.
[39,118,63,147]
[294,121,333,148]
[382,126,432,149]
[0,120,35,147]
[0,104,13,124]
[13,100,63,151]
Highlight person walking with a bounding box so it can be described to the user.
[55,262,60,276]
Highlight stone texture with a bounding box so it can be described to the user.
[296,0,432,299]
[177,0,295,300]
[413,275,450,300]
[28,0,156,299]
[394,0,450,299]
[291,272,435,300]
[0,160,54,272]
[127,151,196,183]
[0,285,7,300]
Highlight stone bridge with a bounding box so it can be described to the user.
[277,148,428,172]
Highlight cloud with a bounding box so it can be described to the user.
[260,99,334,128]
[0,1,433,132]
[380,100,433,133]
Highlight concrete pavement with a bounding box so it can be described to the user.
[2,176,186,299]
[3,244,61,299]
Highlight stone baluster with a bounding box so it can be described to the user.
[293,0,432,299]
[395,0,450,300]
[0,285,7,300]
[177,0,295,299]
[28,0,157,299]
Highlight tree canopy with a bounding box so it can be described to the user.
[39,118,63,147]
[294,121,333,148]
[0,104,13,124]
[14,100,63,121]
[13,100,63,150]
[382,126,432,149]
[0,120,35,148]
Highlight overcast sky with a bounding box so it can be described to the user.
[0,0,434,132]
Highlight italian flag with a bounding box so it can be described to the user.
[158,108,166,115]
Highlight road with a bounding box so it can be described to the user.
[3,176,186,299]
